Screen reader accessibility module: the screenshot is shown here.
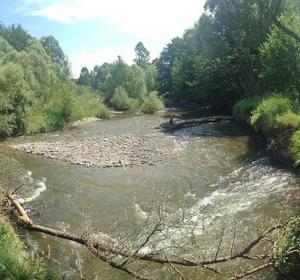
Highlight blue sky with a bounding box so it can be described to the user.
[0,0,205,77]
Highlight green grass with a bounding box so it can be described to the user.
[0,218,58,280]
[232,98,261,123]
[250,96,293,135]
[233,95,300,167]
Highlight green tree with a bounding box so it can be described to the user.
[40,36,71,77]
[127,65,147,100]
[0,23,31,51]
[111,86,130,111]
[134,41,150,68]
[78,67,92,87]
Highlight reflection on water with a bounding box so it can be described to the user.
[0,114,299,279]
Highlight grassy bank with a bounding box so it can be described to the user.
[0,214,59,280]
[233,96,300,279]
[233,95,300,166]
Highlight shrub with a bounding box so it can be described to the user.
[71,94,110,121]
[141,91,164,114]
[250,96,292,135]
[275,217,300,279]
[44,87,74,130]
[127,98,140,113]
[24,104,48,134]
[111,86,130,111]
[0,114,16,136]
[232,98,260,123]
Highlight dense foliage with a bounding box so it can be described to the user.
[155,0,300,110]
[0,23,110,137]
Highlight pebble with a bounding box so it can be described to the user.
[11,132,188,169]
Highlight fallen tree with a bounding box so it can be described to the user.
[158,115,233,131]
[1,192,297,280]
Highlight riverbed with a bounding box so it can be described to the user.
[1,113,299,279]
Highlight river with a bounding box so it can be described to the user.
[1,112,299,279]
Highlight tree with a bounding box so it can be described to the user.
[78,67,92,87]
[0,63,27,136]
[0,23,31,52]
[134,41,150,68]
[260,13,300,93]
[40,36,71,77]
[145,64,157,92]
[127,65,147,100]
[111,86,130,111]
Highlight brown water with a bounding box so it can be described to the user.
[1,113,299,279]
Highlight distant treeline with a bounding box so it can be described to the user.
[76,42,164,114]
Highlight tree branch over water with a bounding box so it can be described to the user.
[1,193,291,280]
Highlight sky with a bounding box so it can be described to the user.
[0,0,206,77]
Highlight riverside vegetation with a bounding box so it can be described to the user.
[0,0,300,279]
[0,25,164,138]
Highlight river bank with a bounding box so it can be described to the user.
[1,113,299,279]
[0,208,59,279]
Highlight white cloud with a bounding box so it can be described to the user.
[21,0,206,77]
[27,0,205,39]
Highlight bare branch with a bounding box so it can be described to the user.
[230,262,274,280]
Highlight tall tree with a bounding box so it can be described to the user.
[134,41,150,68]
[40,36,71,77]
[78,67,92,87]
[0,23,31,52]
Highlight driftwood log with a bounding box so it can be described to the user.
[159,115,233,131]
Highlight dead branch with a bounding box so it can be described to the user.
[230,262,274,280]
[3,194,286,280]
[166,255,186,280]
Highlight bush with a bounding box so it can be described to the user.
[232,98,260,123]
[24,104,48,134]
[141,91,164,114]
[275,217,300,279]
[127,98,140,113]
[71,94,110,121]
[111,86,130,111]
[0,114,16,137]
[250,96,293,135]
[0,220,58,280]
[44,86,74,130]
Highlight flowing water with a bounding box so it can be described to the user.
[0,113,299,279]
